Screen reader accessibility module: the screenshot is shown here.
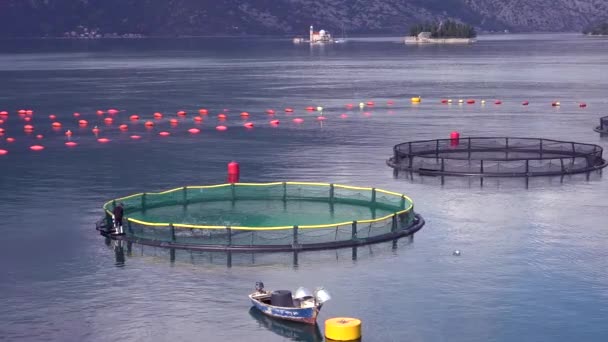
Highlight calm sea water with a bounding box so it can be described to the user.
[1,33,608,342]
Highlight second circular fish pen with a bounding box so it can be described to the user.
[98,182,424,252]
[595,116,608,134]
[387,137,607,177]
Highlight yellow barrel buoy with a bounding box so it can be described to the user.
[410,96,421,103]
[325,317,361,341]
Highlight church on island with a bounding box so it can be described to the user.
[293,25,334,44]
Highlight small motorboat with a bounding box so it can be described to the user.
[249,282,331,325]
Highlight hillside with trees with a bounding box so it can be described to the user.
[409,21,477,38]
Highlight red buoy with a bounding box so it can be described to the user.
[345,104,353,109]
[104,117,113,124]
[97,138,110,143]
[0,119,3,124]
[52,122,62,128]
[266,109,275,115]
[25,110,33,115]
[107,109,119,115]
[243,122,254,128]
[522,101,529,106]
[293,118,304,124]
[49,114,57,120]
[0,128,4,134]
[65,130,73,137]
[24,117,32,122]
[144,121,154,127]
[30,145,45,151]
[130,135,142,140]
[579,103,587,108]
[159,131,170,137]
[130,115,140,121]
[494,100,502,105]
[0,149,7,155]
[96,110,104,115]
[194,116,203,122]
[65,141,78,147]
[0,111,8,116]
[153,112,163,119]
[199,109,209,115]
[284,108,294,113]
[240,112,250,117]
[467,99,476,104]
[92,127,100,134]
[340,114,348,119]
[441,99,449,104]
[177,110,187,117]
[215,125,227,131]
[188,128,201,134]
[73,112,80,118]
[79,120,88,126]
[227,161,240,183]
[306,106,315,111]
[316,116,326,121]
[450,131,460,146]
[366,101,375,106]
[119,124,129,131]
[270,119,280,125]
[24,125,34,131]
[18,110,26,115]
[218,114,227,120]
[169,118,178,125]
[6,137,15,143]
[387,100,394,105]
[36,134,43,139]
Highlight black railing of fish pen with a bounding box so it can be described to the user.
[387,137,607,177]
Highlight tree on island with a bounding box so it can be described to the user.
[583,22,608,35]
[409,20,477,38]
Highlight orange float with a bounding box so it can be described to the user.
[73,112,80,118]
[144,121,154,127]
[24,124,34,131]
[130,135,142,140]
[218,114,227,120]
[97,138,110,143]
[522,101,529,106]
[270,119,280,125]
[0,128,4,134]
[65,141,78,147]
[119,124,128,131]
[244,122,254,128]
[79,120,88,126]
[366,101,375,106]
[215,125,227,131]
[25,110,33,115]
[0,111,8,116]
[188,128,201,134]
[306,106,315,111]
[36,134,43,139]
[387,100,394,105]
[345,104,353,109]
[293,118,304,124]
[92,127,100,134]
[193,116,203,122]
[0,149,7,155]
[494,100,502,105]
[169,119,178,125]
[52,122,62,128]
[579,103,587,108]
[18,110,26,114]
[104,117,113,124]
[107,109,119,115]
[153,112,163,119]
[284,108,294,113]
[266,109,275,115]
[159,131,170,137]
[6,137,15,142]
[96,110,104,115]
[198,109,209,115]
[177,110,187,116]
[130,115,140,121]
[240,112,250,117]
[49,114,57,120]
[467,99,476,104]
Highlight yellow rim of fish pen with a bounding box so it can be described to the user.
[103,182,414,231]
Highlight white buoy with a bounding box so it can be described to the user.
[453,250,461,256]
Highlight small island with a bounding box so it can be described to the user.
[405,20,477,44]
[583,22,608,36]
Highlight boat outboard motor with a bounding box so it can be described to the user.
[271,290,294,307]
[313,287,331,304]
[255,281,265,292]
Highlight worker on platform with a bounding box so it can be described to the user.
[112,203,124,235]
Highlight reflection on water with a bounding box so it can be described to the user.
[248,307,323,342]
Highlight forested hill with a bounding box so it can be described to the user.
[1,0,607,37]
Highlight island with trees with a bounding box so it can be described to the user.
[583,22,608,36]
[405,20,477,44]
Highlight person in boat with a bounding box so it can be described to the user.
[112,203,124,234]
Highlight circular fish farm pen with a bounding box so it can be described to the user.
[594,116,608,134]
[387,137,608,178]
[96,182,424,253]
